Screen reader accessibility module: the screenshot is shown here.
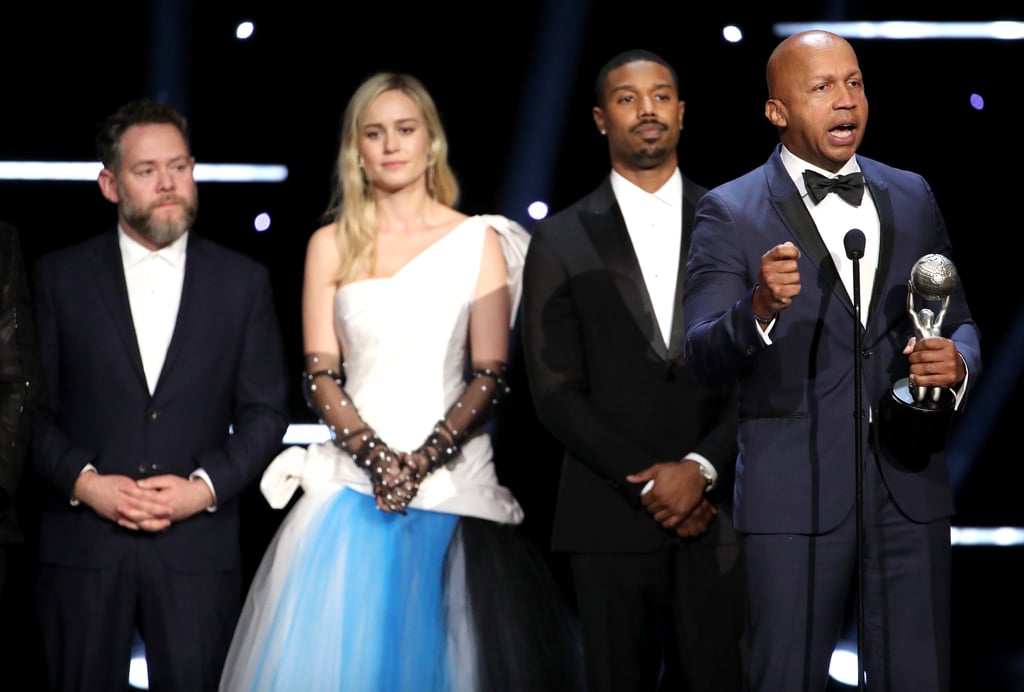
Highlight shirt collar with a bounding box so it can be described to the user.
[610,167,683,209]
[118,225,189,270]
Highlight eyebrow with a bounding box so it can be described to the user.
[130,155,191,167]
[610,81,675,94]
[363,117,420,129]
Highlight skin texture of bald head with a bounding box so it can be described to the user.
[764,30,868,173]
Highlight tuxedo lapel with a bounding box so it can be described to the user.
[665,195,693,360]
[89,231,148,389]
[767,155,855,318]
[864,178,895,324]
[581,181,668,359]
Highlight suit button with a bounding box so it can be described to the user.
[138,464,147,474]
[148,410,159,420]
[861,348,873,359]
[746,345,757,356]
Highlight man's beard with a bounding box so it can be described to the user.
[121,193,198,247]
[632,144,672,168]
[628,119,675,169]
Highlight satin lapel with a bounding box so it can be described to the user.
[865,179,895,324]
[666,192,695,360]
[580,198,668,359]
[90,232,147,388]
[771,182,854,317]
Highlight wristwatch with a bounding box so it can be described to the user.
[696,464,714,490]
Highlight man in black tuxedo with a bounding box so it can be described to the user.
[520,49,745,691]
[31,98,290,691]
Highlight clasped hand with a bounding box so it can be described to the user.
[365,447,428,514]
[626,461,718,538]
[74,471,215,532]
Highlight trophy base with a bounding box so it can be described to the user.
[878,377,955,458]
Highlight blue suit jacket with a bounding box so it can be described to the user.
[683,145,981,535]
[31,228,290,572]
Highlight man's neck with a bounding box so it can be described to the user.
[610,162,678,194]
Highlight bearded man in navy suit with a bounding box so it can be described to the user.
[683,31,980,691]
[31,98,290,692]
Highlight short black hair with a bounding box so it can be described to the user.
[95,98,190,171]
[594,49,680,107]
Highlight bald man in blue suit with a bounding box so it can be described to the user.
[682,31,980,691]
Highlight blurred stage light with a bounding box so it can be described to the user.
[0,161,288,182]
[254,212,271,232]
[774,21,1024,40]
[829,645,860,687]
[722,25,744,43]
[129,654,148,689]
[952,526,1024,546]
[235,21,255,40]
[527,201,549,221]
[282,423,333,445]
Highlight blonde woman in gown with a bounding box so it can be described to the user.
[218,73,583,692]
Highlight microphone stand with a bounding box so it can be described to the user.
[845,230,867,692]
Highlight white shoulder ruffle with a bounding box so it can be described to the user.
[474,214,530,326]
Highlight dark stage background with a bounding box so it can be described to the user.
[0,2,1021,690]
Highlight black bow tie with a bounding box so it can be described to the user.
[802,170,865,206]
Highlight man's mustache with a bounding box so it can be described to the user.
[151,195,188,209]
[631,120,668,133]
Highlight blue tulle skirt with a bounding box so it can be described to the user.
[219,487,583,691]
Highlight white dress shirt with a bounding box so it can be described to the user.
[120,227,187,393]
[610,168,719,490]
[611,168,682,348]
[780,146,880,327]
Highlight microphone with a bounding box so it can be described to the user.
[844,228,866,260]
[843,225,869,692]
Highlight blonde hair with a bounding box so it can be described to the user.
[325,72,460,283]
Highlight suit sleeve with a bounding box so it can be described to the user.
[31,256,98,499]
[521,226,657,504]
[194,266,289,504]
[683,192,769,388]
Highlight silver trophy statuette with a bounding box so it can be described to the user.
[907,254,958,403]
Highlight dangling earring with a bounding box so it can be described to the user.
[358,156,365,169]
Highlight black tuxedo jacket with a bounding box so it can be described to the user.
[521,174,738,553]
[31,228,290,573]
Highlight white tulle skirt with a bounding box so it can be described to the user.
[219,485,583,692]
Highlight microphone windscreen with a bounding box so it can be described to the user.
[844,228,866,259]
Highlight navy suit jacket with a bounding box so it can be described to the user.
[521,174,739,554]
[683,145,981,535]
[31,228,290,573]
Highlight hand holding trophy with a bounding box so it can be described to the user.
[906,254,958,403]
[880,254,958,458]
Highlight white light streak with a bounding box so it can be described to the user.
[773,21,1024,40]
[0,161,288,182]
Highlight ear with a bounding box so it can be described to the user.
[678,100,686,130]
[97,168,119,204]
[765,99,787,127]
[592,106,607,135]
